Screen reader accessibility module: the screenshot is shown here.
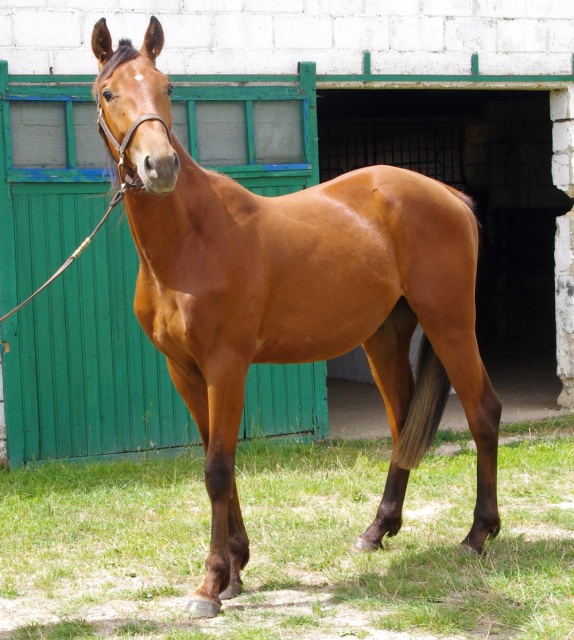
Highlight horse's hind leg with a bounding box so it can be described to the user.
[219,479,249,600]
[355,298,418,551]
[420,327,502,553]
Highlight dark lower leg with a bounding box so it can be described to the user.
[220,480,249,600]
[417,326,502,555]
[462,426,501,552]
[462,386,502,553]
[189,452,235,615]
[358,463,410,549]
[359,310,416,552]
[462,472,501,554]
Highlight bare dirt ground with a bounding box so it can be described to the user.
[0,584,475,640]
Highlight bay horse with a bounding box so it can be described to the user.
[91,17,501,618]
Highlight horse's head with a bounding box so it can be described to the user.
[92,17,180,194]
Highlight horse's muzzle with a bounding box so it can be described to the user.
[137,150,180,194]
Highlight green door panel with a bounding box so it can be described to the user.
[0,65,327,467]
[3,186,198,464]
[2,184,327,466]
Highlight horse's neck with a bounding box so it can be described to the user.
[121,140,240,277]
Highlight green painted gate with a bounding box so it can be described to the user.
[0,62,328,467]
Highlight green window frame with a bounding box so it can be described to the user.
[3,64,318,185]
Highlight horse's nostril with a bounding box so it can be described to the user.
[144,156,154,172]
[173,153,180,172]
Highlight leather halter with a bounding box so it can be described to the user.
[96,95,172,186]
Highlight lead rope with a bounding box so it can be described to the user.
[0,183,128,324]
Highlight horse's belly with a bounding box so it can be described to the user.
[254,285,397,364]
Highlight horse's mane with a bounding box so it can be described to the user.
[93,39,140,95]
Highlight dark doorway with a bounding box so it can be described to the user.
[318,89,570,421]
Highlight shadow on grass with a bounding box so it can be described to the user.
[328,534,574,637]
[3,535,572,639]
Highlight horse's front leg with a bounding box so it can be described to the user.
[167,359,249,603]
[187,354,249,618]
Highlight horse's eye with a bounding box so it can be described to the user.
[167,83,174,97]
[102,90,114,103]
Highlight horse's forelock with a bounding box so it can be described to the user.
[93,40,140,94]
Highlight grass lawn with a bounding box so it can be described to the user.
[0,417,573,639]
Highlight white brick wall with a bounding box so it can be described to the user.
[496,19,547,53]
[423,0,473,17]
[551,89,574,197]
[552,88,574,409]
[476,0,527,19]
[0,0,573,76]
[333,16,389,51]
[390,16,445,52]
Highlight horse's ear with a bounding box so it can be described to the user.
[92,18,114,67]
[142,16,164,62]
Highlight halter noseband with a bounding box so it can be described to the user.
[96,95,172,186]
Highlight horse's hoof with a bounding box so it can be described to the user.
[351,537,380,554]
[187,597,221,618]
[220,580,244,601]
[459,541,480,557]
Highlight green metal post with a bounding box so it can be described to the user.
[0,60,15,321]
[471,53,480,77]
[245,100,256,165]
[363,51,372,76]
[298,62,319,188]
[65,100,76,169]
[297,61,328,438]
[188,101,199,161]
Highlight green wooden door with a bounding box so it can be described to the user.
[0,62,328,467]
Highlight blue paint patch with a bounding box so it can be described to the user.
[7,94,72,102]
[262,164,311,172]
[7,167,113,183]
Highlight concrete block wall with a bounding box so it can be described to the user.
[0,1,573,76]
[552,88,574,408]
[552,87,574,198]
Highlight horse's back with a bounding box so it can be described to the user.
[249,166,474,363]
[262,164,478,266]
[267,165,476,242]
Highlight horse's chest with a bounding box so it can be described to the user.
[134,282,191,353]
[137,290,215,366]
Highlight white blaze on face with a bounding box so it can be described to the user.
[134,74,144,82]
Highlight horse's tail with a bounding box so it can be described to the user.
[392,334,451,470]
